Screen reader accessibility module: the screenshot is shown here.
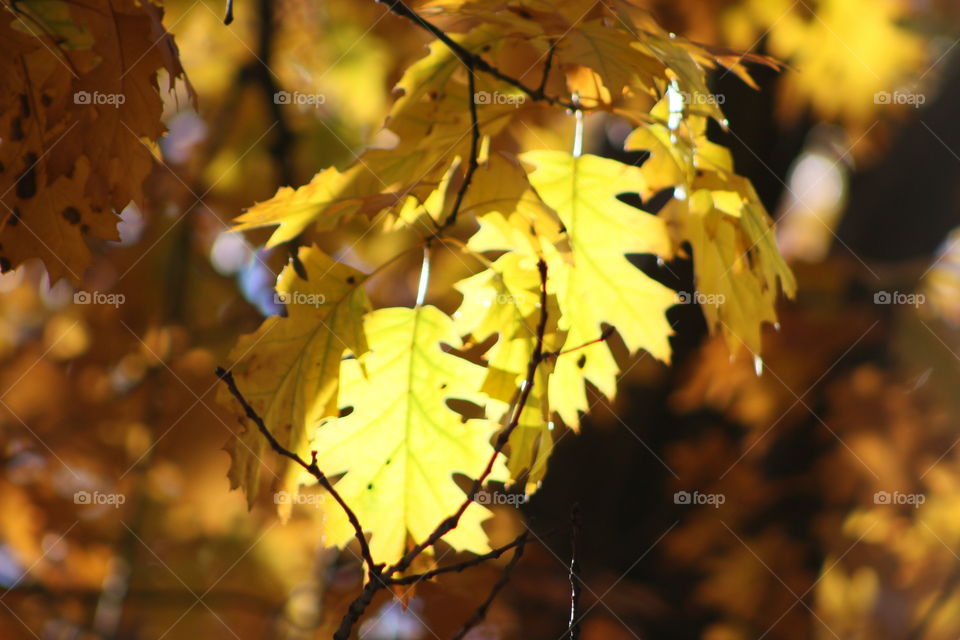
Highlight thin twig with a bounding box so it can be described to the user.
[386,531,530,586]
[433,65,481,233]
[538,40,557,95]
[215,367,380,577]
[450,533,528,640]
[565,503,582,639]
[543,326,614,361]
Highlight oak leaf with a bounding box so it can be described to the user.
[522,150,676,427]
[313,305,506,563]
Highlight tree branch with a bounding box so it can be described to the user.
[538,39,557,95]
[386,531,529,586]
[450,533,528,640]
[215,367,380,577]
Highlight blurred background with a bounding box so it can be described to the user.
[3,0,960,638]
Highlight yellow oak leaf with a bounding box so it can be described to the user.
[233,165,402,247]
[624,95,733,194]
[313,305,506,564]
[663,173,796,355]
[521,150,677,427]
[0,158,117,283]
[463,152,564,257]
[625,98,794,356]
[49,0,190,212]
[725,0,925,129]
[557,19,664,100]
[220,246,370,514]
[9,0,94,49]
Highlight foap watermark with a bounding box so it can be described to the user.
[74,291,125,307]
[274,291,327,307]
[678,91,725,106]
[676,291,726,306]
[274,90,326,107]
[474,489,529,506]
[674,490,725,508]
[74,90,125,107]
[874,490,925,508]
[74,490,126,508]
[874,291,924,307]
[474,91,526,107]
[475,292,526,306]
[274,490,325,507]
[874,90,925,108]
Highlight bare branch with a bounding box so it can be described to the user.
[386,531,529,587]
[538,39,557,95]
[215,367,380,577]
[450,532,528,640]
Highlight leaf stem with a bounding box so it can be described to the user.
[415,242,431,307]
[572,92,584,158]
[542,326,615,361]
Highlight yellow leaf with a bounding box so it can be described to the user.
[0,156,117,284]
[625,101,793,356]
[624,95,733,194]
[313,305,506,563]
[556,19,664,100]
[234,25,520,244]
[50,0,191,212]
[462,152,563,256]
[725,0,925,128]
[220,246,370,513]
[233,165,401,247]
[9,0,94,48]
[521,150,676,426]
[664,173,796,355]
